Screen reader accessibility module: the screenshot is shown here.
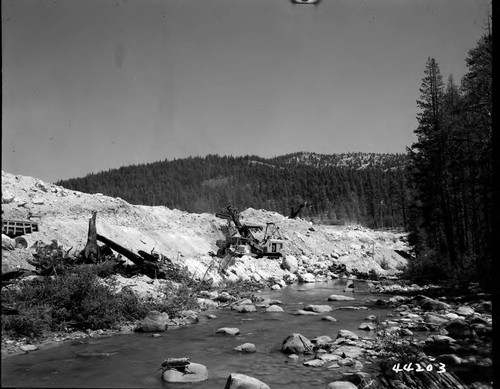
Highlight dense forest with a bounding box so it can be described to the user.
[406,29,492,288]
[56,152,409,229]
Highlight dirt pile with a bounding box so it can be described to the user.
[2,171,408,281]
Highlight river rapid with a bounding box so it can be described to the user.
[2,279,393,388]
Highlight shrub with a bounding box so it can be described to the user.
[2,305,52,339]
[376,330,426,372]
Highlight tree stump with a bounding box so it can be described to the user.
[82,211,100,263]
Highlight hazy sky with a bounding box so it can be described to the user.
[2,0,491,183]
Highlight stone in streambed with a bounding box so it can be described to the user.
[282,333,313,354]
[162,362,208,383]
[328,295,355,301]
[224,373,270,389]
[265,305,284,312]
[135,310,169,332]
[304,304,332,313]
[326,380,358,389]
[233,343,256,353]
[216,327,240,336]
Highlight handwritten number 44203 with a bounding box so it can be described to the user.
[392,362,446,374]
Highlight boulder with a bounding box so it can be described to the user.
[2,234,16,250]
[336,306,368,310]
[341,372,372,385]
[311,335,333,348]
[216,327,240,336]
[437,354,462,365]
[231,299,253,308]
[224,373,270,389]
[20,345,38,352]
[338,358,355,367]
[234,343,256,353]
[471,323,492,337]
[234,304,257,313]
[336,330,359,340]
[443,320,475,338]
[293,309,318,316]
[358,322,376,331]
[136,311,169,332]
[282,333,313,354]
[2,193,15,203]
[332,345,363,359]
[304,359,326,367]
[456,306,475,316]
[424,312,449,325]
[270,284,281,290]
[319,354,341,362]
[281,255,299,273]
[326,381,358,389]
[304,305,332,313]
[321,316,338,322]
[298,273,316,283]
[328,295,355,301]
[265,305,284,313]
[419,296,451,311]
[162,363,208,383]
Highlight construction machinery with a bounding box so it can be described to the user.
[214,205,285,258]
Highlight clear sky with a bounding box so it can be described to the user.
[2,0,491,183]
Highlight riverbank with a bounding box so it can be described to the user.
[2,277,493,388]
[1,278,493,389]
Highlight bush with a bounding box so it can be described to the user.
[376,330,426,372]
[2,305,52,339]
[2,265,127,336]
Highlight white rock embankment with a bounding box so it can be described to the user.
[2,170,409,284]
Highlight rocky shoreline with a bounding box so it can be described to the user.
[2,276,492,389]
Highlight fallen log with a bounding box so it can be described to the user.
[96,234,159,273]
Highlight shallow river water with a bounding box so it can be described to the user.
[2,279,394,388]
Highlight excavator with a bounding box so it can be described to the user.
[214,205,285,258]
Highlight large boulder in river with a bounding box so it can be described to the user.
[233,343,256,353]
[419,296,451,311]
[328,294,355,301]
[266,305,284,313]
[282,333,313,354]
[234,304,257,313]
[456,305,475,316]
[216,327,240,336]
[224,373,270,389]
[136,310,169,332]
[326,381,358,389]
[162,363,208,383]
[336,330,359,340]
[304,305,332,313]
[442,320,475,339]
[281,255,298,273]
[298,273,316,283]
[424,312,449,325]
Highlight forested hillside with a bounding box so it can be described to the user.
[56,152,409,228]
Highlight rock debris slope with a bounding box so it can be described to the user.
[2,171,408,281]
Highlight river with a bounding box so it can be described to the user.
[2,279,393,388]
